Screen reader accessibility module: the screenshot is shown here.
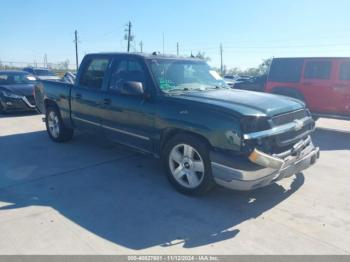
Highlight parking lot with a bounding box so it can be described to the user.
[0,113,349,255]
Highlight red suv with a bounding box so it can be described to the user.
[266,57,350,120]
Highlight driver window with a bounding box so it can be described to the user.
[79,58,109,89]
[109,59,146,92]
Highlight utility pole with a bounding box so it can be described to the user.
[176,42,179,56]
[43,54,48,68]
[74,30,79,72]
[126,21,132,52]
[139,41,143,53]
[220,43,223,76]
[162,33,165,55]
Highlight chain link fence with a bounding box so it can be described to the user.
[0,60,76,74]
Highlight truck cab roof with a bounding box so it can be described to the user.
[85,52,204,62]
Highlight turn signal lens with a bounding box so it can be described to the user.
[249,149,284,170]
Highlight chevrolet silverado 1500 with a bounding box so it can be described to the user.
[35,53,320,194]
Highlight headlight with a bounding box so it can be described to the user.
[240,116,270,133]
[0,90,22,99]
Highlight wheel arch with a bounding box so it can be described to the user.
[44,99,73,129]
[159,128,213,155]
[44,99,59,112]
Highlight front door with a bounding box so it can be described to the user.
[101,56,156,152]
[71,57,110,130]
[300,59,334,113]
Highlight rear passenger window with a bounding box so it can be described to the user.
[340,63,350,80]
[304,61,331,80]
[268,59,303,82]
[109,59,146,92]
[80,58,109,89]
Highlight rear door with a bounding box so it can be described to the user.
[334,59,350,115]
[300,59,334,113]
[71,57,110,130]
[101,56,156,152]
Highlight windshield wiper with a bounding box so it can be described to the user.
[167,85,207,92]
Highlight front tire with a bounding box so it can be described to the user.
[0,100,6,114]
[45,106,73,142]
[162,134,215,195]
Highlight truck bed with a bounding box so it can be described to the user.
[34,80,72,117]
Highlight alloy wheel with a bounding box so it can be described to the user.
[47,111,60,138]
[169,144,205,188]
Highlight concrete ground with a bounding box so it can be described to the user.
[0,113,349,255]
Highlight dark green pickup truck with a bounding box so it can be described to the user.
[35,53,320,194]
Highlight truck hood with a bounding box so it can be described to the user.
[171,89,305,117]
[0,84,35,96]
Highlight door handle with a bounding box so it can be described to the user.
[103,98,111,105]
[75,93,82,99]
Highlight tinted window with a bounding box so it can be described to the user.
[109,59,146,92]
[0,72,34,84]
[268,59,303,82]
[340,62,350,80]
[23,68,34,74]
[304,61,331,80]
[80,58,109,89]
[34,69,56,76]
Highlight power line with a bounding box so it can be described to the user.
[177,42,350,53]
[177,30,350,49]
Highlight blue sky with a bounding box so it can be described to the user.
[0,0,349,69]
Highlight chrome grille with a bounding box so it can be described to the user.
[275,125,311,146]
[272,109,307,126]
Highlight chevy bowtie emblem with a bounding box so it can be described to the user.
[294,119,304,131]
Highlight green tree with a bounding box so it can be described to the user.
[226,58,272,77]
[257,58,272,75]
[194,51,211,62]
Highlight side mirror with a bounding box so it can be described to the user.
[120,81,144,96]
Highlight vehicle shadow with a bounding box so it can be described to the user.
[0,130,304,250]
[313,127,350,151]
[0,111,39,118]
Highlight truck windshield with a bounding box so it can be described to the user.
[147,58,228,92]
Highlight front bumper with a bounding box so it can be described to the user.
[0,96,36,112]
[211,137,320,191]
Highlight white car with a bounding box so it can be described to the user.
[23,67,61,81]
[223,75,237,88]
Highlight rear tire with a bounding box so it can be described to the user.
[162,134,215,195]
[45,106,73,142]
[0,100,6,114]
